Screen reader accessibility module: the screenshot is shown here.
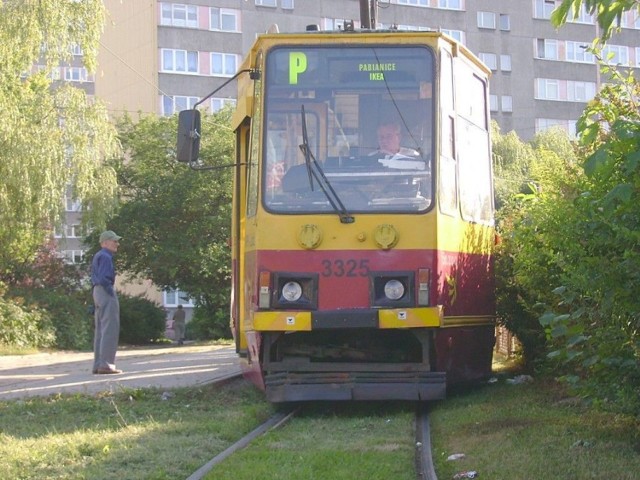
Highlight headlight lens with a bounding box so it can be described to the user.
[384,279,405,300]
[282,281,303,302]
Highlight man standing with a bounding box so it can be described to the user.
[172,305,186,345]
[91,230,123,374]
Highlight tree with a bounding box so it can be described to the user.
[491,121,536,210]
[552,0,640,41]
[96,109,235,337]
[0,0,120,280]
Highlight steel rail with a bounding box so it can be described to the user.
[415,403,438,480]
[186,409,297,480]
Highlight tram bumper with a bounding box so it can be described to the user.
[253,306,443,331]
[258,307,446,402]
[265,370,446,402]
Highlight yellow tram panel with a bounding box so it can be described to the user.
[253,311,312,331]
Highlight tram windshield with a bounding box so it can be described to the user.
[263,45,435,214]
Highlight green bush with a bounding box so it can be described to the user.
[186,305,230,340]
[494,67,640,416]
[118,294,166,345]
[9,287,93,350]
[0,296,55,349]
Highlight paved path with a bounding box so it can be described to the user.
[0,344,241,401]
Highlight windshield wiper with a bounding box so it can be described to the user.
[299,105,354,224]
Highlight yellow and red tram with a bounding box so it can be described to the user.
[179,28,495,402]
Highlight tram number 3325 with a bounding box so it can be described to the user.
[320,259,370,277]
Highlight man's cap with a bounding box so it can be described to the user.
[99,230,122,243]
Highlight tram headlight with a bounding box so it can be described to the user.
[371,272,414,307]
[384,279,405,300]
[272,273,318,310]
[282,281,303,302]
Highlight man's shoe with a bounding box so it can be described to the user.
[95,367,123,375]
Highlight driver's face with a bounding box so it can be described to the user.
[377,124,401,154]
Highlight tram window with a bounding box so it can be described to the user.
[264,110,319,196]
[247,53,263,217]
[456,72,487,129]
[439,50,457,216]
[262,45,435,214]
[452,67,493,224]
[458,118,493,224]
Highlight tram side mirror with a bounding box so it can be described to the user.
[177,109,201,163]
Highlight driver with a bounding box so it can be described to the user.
[370,122,425,170]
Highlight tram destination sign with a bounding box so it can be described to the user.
[267,46,433,88]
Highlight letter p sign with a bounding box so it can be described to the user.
[289,52,307,85]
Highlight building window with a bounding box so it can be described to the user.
[567,80,596,102]
[535,78,596,102]
[602,44,630,66]
[162,49,199,74]
[477,11,496,29]
[164,289,195,307]
[534,0,556,19]
[500,54,512,71]
[536,38,559,60]
[441,29,465,44]
[438,0,463,10]
[255,0,277,6]
[210,7,240,32]
[636,47,640,67]
[160,3,198,28]
[211,97,237,112]
[535,118,577,138]
[64,67,90,82]
[65,194,82,212]
[63,250,84,265]
[281,0,294,9]
[162,95,199,116]
[396,0,428,6]
[70,44,83,56]
[536,78,560,100]
[501,95,513,112]
[322,18,364,30]
[64,224,84,238]
[499,14,511,31]
[568,4,594,24]
[394,23,430,31]
[566,41,595,63]
[489,94,498,112]
[478,53,497,70]
[211,52,238,76]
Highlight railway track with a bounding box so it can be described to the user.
[185,391,439,480]
[415,403,438,480]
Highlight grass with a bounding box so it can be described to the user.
[211,402,417,480]
[209,383,640,480]
[0,345,42,355]
[431,379,640,480]
[0,380,274,480]
[1,360,638,479]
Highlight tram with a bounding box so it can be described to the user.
[178,26,495,402]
